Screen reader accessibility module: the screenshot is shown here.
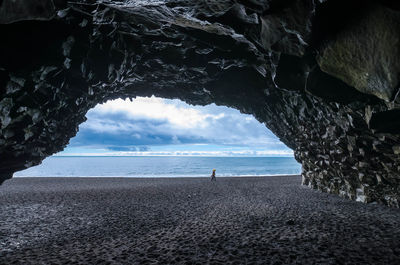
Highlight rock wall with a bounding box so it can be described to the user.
[0,0,399,206]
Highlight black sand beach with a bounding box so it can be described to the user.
[1,176,400,264]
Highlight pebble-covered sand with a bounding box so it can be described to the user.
[1,176,400,264]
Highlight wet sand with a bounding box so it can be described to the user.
[1,176,400,264]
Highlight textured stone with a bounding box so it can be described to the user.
[0,0,57,24]
[317,2,400,102]
[0,0,400,206]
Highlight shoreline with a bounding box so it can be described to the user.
[12,174,300,179]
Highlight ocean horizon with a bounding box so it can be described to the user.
[14,156,301,178]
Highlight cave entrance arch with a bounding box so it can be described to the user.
[13,96,300,178]
[1,1,400,205]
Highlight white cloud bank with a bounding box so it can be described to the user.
[56,149,294,157]
[92,97,224,129]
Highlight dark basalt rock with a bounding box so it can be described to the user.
[316,1,400,102]
[0,0,400,206]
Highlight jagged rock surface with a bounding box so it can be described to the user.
[0,0,400,206]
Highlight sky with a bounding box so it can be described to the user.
[57,96,293,157]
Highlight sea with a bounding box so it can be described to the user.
[14,156,301,178]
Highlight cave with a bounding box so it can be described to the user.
[0,0,400,206]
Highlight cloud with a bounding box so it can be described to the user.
[65,96,292,155]
[91,97,223,129]
[106,146,150,152]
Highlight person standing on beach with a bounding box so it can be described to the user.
[211,169,216,181]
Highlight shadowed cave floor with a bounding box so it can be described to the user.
[1,176,400,264]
